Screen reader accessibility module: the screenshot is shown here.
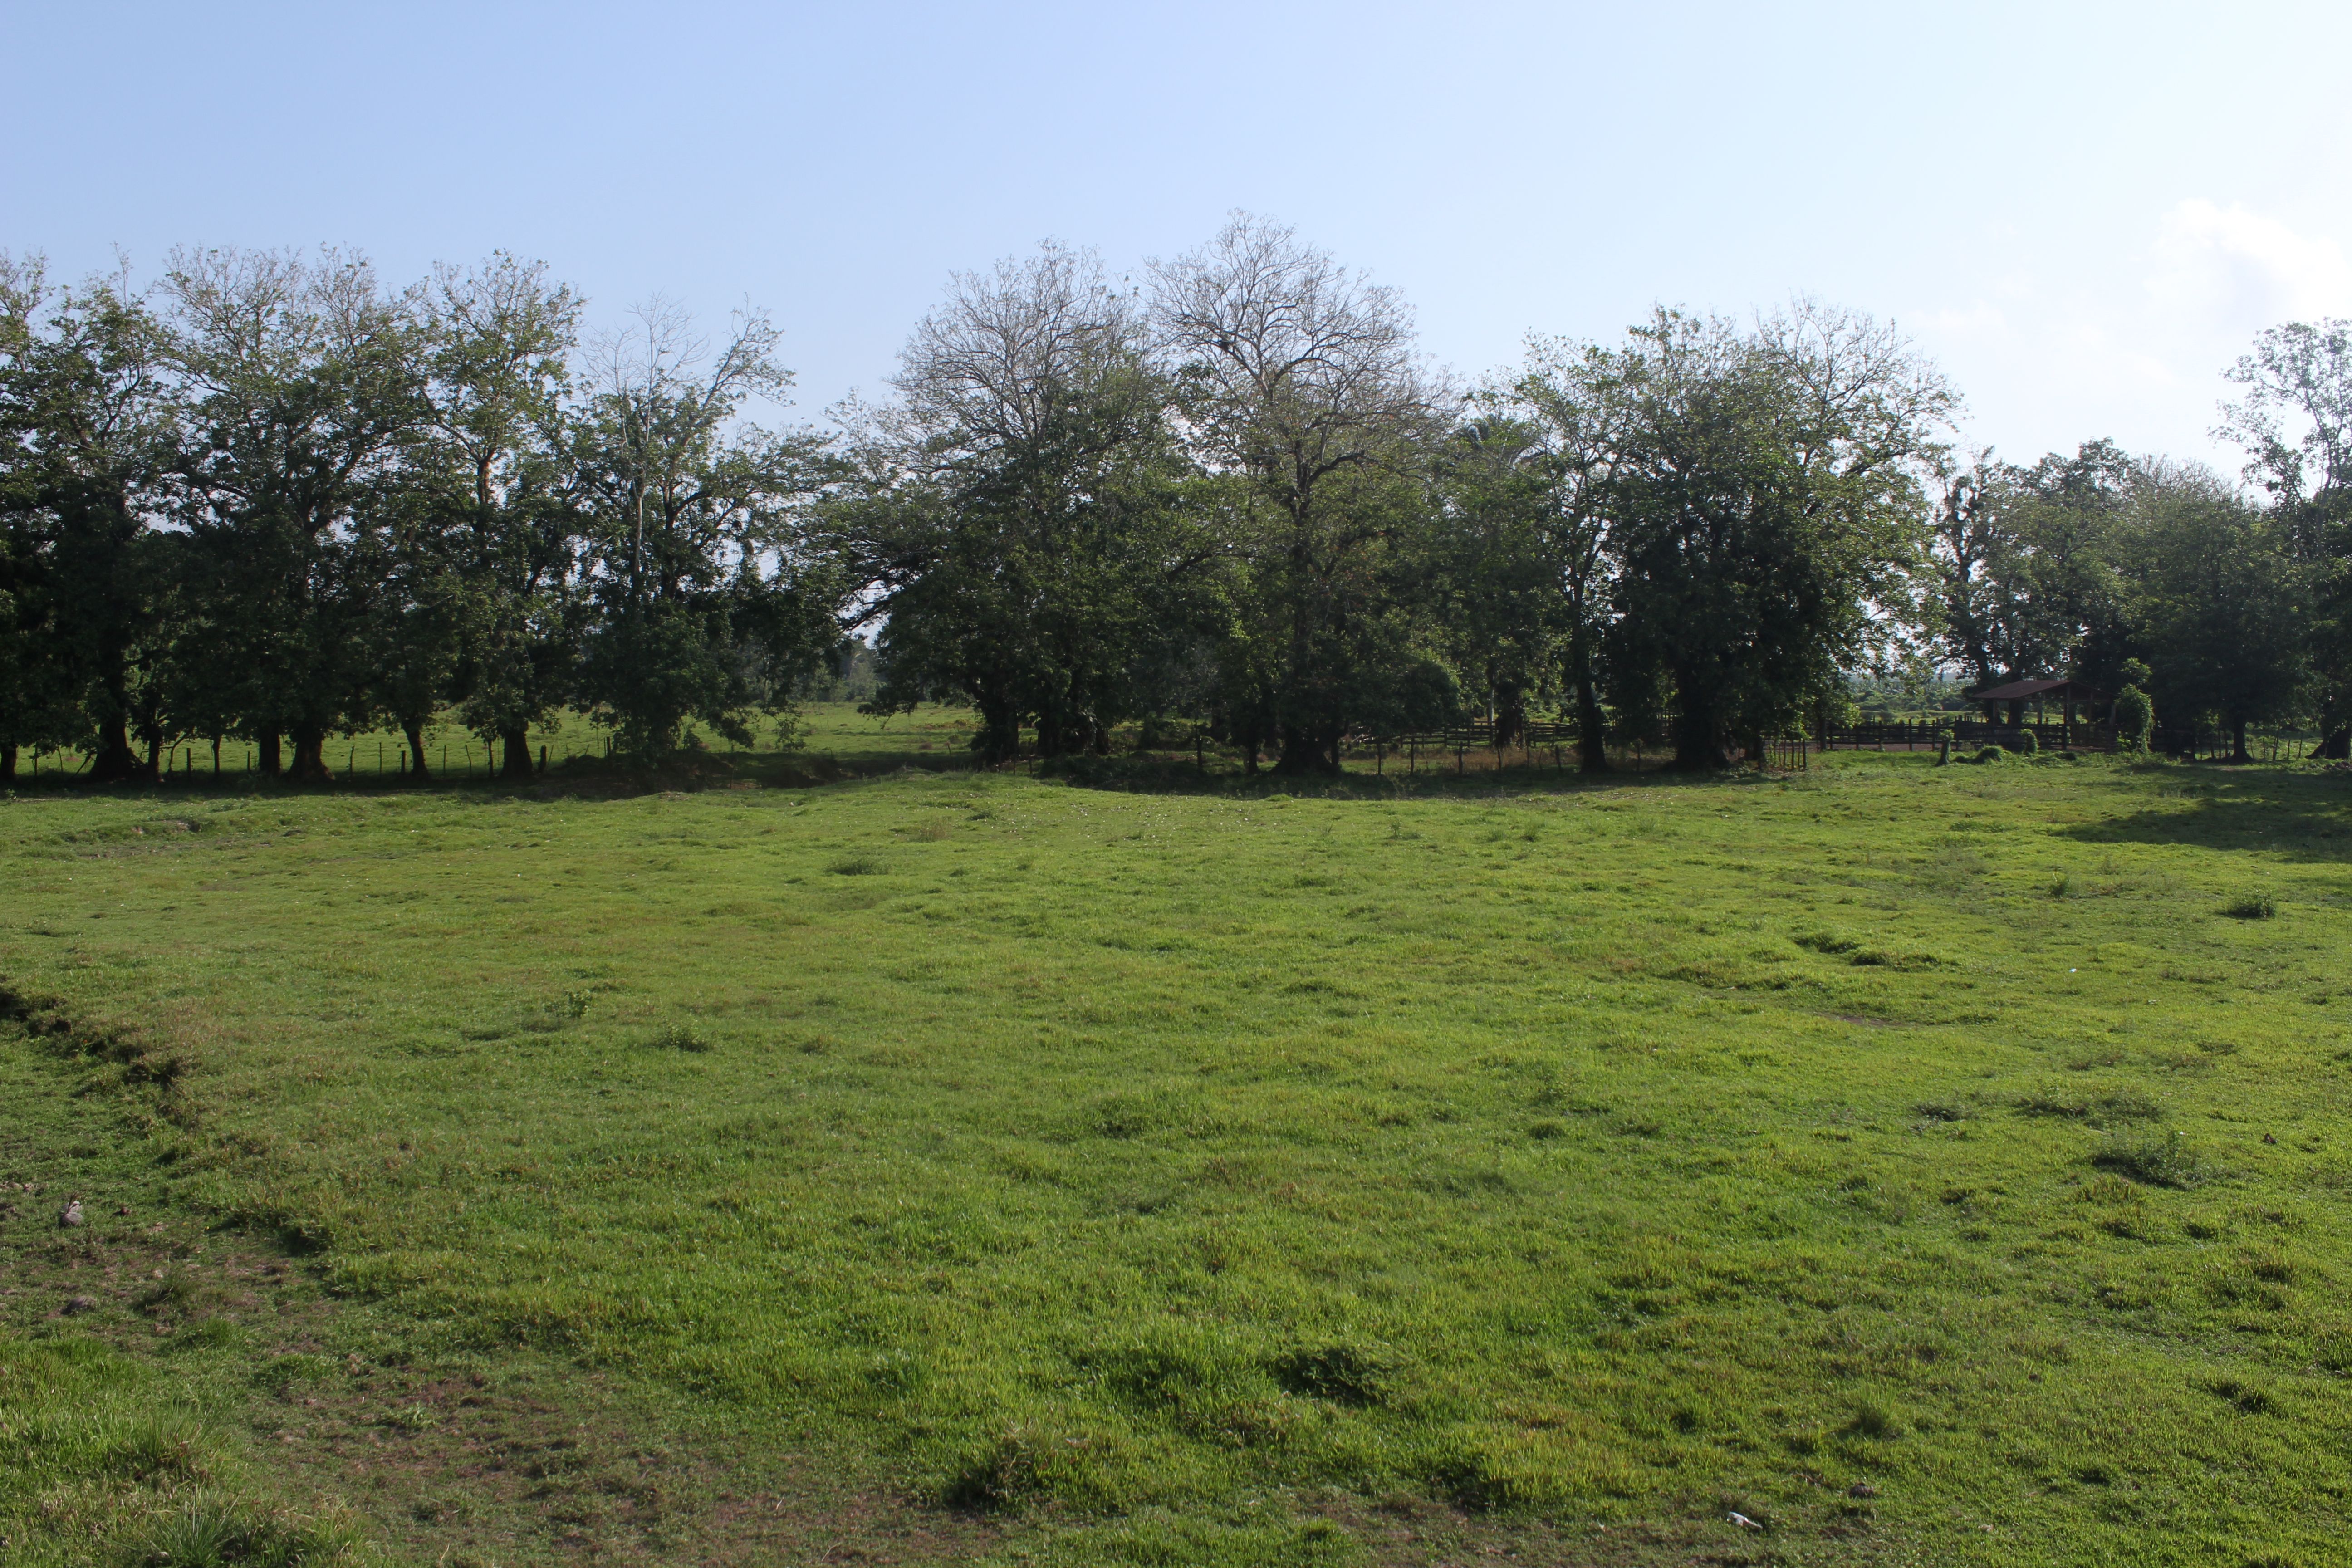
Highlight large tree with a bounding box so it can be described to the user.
[1150,215,1449,775]
[571,302,835,759]
[2114,462,2309,762]
[412,254,585,779]
[1929,441,2132,715]
[1491,338,1637,769]
[1597,305,1951,769]
[833,244,1218,764]
[2219,317,2352,753]
[166,247,426,779]
[0,255,182,782]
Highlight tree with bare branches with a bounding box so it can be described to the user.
[1151,214,1449,774]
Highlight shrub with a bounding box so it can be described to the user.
[2017,727,2039,756]
[2113,686,2153,752]
[1974,746,2006,764]
[2222,892,2278,920]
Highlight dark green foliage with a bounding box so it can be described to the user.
[830,247,1220,764]
[2223,892,2279,919]
[2113,684,2154,750]
[1593,308,1950,769]
[0,258,181,780]
[2121,475,2311,762]
[6,234,2346,781]
[1930,442,2135,700]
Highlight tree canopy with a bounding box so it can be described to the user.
[0,225,2338,779]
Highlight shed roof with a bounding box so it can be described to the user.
[1968,677,2098,702]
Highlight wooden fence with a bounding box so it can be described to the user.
[1820,720,2117,752]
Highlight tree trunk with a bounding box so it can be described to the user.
[88,717,142,783]
[2320,727,2350,760]
[0,743,14,781]
[966,688,1022,766]
[258,730,283,777]
[1669,698,1734,772]
[1575,671,1610,773]
[502,726,533,779]
[1273,725,1341,777]
[404,720,431,781]
[287,724,332,781]
[2230,718,2252,764]
[1493,685,1526,750]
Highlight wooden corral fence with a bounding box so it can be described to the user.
[1344,722,1805,774]
[1349,723,1578,774]
[1819,720,2117,753]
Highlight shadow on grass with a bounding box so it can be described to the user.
[2059,764,2352,863]
[0,747,998,805]
[1032,750,1755,800]
[10,742,1836,807]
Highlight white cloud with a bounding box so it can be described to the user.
[2147,199,2352,329]
[1912,201,2352,466]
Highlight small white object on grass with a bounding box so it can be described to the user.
[1727,1511,1760,1529]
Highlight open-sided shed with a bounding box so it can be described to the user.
[1967,677,2101,726]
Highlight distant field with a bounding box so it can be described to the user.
[12,701,976,784]
[4,740,2349,1566]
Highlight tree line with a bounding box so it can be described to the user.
[5,216,2346,781]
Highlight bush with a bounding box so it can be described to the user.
[2017,727,2039,756]
[2222,892,2278,920]
[2113,686,2154,752]
[1974,746,2006,764]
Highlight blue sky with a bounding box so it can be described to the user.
[7,0,2348,469]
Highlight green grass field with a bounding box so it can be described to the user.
[4,720,2349,1565]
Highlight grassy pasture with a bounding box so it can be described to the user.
[3,736,2350,1565]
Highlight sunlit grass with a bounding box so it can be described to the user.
[3,744,2349,1563]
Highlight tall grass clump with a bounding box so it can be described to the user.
[2092,1129,2205,1188]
